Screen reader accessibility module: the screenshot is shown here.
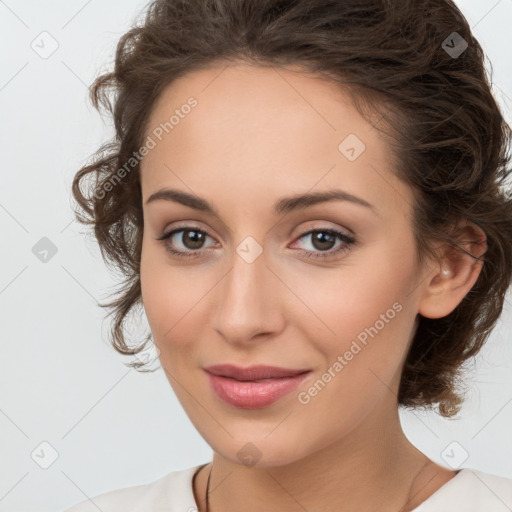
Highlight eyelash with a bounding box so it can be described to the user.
[155,226,356,261]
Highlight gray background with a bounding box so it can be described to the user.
[0,0,511,511]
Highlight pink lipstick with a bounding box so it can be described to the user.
[204,364,311,409]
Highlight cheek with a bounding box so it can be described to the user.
[294,299,415,439]
[291,247,415,347]
[140,245,213,355]
[140,254,165,336]
[140,243,180,342]
[291,242,418,401]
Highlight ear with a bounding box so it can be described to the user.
[418,220,487,319]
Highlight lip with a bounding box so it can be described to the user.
[203,364,311,409]
[203,364,311,380]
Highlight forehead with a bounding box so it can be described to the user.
[140,62,412,219]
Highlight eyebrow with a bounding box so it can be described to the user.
[145,188,377,217]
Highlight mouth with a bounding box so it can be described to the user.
[203,364,312,409]
[203,364,311,380]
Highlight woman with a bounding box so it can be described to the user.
[65,0,512,510]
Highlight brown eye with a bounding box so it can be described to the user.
[156,227,215,259]
[292,228,356,260]
[179,229,207,250]
[310,231,337,251]
[155,226,355,261]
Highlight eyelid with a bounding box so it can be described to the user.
[156,221,356,263]
[289,219,354,237]
[158,220,352,244]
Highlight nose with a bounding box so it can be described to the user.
[212,248,285,346]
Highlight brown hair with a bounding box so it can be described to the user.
[72,0,512,417]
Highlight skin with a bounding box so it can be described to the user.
[139,61,487,512]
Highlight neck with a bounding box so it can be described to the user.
[194,404,457,512]
[195,402,456,512]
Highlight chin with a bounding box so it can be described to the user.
[206,434,311,468]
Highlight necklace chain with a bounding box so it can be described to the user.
[205,465,212,512]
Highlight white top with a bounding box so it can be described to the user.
[63,464,512,511]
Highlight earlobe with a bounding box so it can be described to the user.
[417,221,487,320]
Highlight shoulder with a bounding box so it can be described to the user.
[414,467,512,511]
[62,464,203,512]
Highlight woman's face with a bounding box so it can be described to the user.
[139,62,432,466]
